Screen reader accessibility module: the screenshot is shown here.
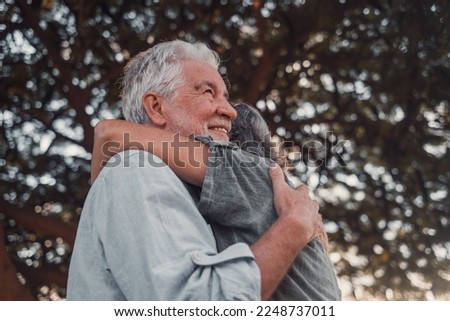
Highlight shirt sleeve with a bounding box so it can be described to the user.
[93,150,261,300]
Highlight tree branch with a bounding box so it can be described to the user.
[0,199,76,247]
[14,260,68,290]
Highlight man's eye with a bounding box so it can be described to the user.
[204,89,214,96]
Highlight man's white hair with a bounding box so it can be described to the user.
[120,40,221,124]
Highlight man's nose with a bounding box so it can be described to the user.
[216,101,237,120]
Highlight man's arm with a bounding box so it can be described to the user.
[251,165,323,300]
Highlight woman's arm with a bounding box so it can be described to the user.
[91,119,209,185]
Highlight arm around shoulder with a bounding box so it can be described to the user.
[91,119,209,185]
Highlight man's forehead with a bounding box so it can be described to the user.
[181,61,229,92]
[182,60,223,80]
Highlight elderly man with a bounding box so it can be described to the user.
[67,40,327,300]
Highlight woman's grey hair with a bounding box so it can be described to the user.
[120,39,221,124]
[229,103,281,163]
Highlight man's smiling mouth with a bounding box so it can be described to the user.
[209,126,229,134]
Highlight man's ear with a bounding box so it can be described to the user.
[142,92,167,126]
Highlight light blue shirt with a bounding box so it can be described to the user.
[66,150,261,300]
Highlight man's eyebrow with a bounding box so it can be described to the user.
[194,80,230,99]
[194,80,214,91]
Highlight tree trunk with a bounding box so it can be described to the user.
[0,226,35,300]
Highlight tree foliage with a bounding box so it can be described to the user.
[1,0,449,300]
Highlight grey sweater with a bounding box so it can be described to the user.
[197,136,342,300]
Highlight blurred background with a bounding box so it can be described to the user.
[1,0,449,300]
